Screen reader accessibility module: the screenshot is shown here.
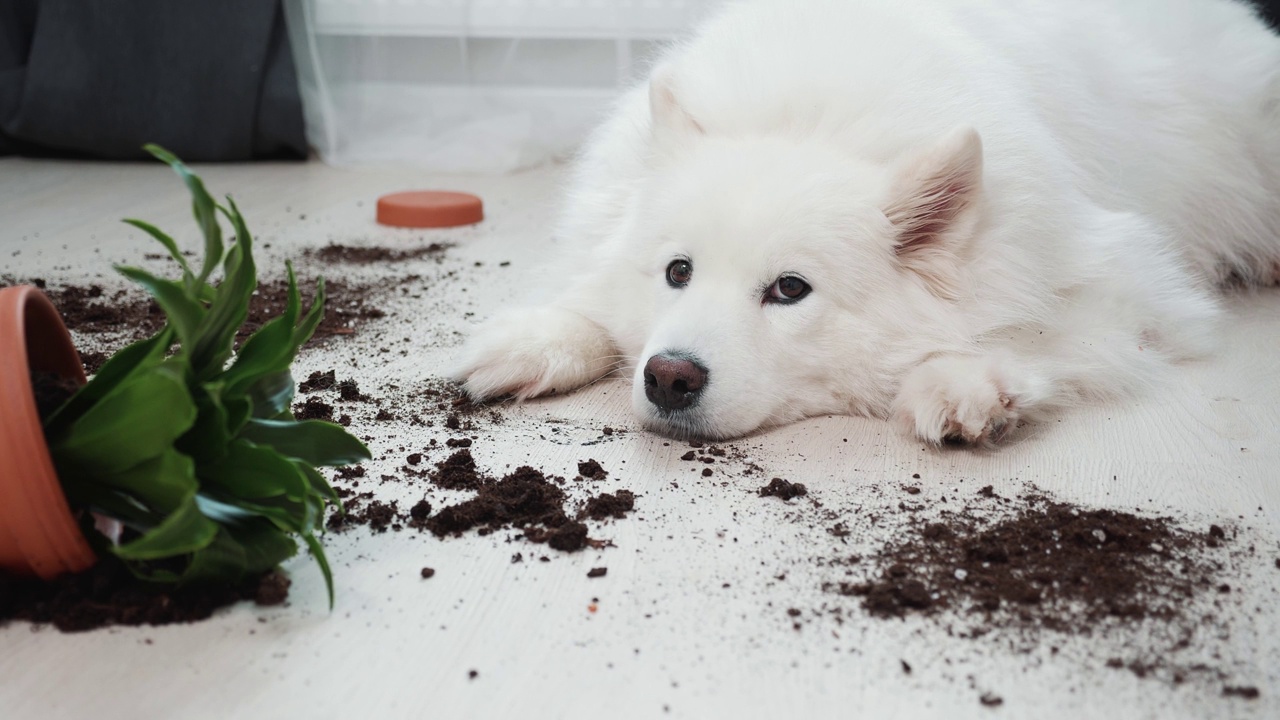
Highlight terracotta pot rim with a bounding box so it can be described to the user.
[0,284,98,579]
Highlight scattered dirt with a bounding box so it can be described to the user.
[299,370,337,393]
[0,555,289,633]
[420,567,436,579]
[581,490,636,520]
[1,276,389,378]
[587,567,608,578]
[293,396,334,421]
[29,370,80,421]
[254,571,291,607]
[425,466,579,542]
[16,281,165,339]
[578,459,608,480]
[79,351,109,374]
[803,483,1263,700]
[306,243,450,265]
[1223,686,1260,700]
[420,376,506,426]
[337,379,371,403]
[325,443,635,555]
[328,494,399,534]
[431,449,484,491]
[759,478,808,501]
[830,489,1223,627]
[240,278,386,343]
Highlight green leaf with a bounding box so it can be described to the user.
[303,532,335,609]
[200,492,308,533]
[62,448,197,518]
[179,513,299,586]
[122,218,195,285]
[44,328,173,437]
[62,483,154,528]
[115,266,205,349]
[296,461,341,507]
[176,385,232,466]
[114,490,218,560]
[202,440,309,501]
[292,274,326,350]
[189,203,256,378]
[245,371,295,419]
[227,518,299,576]
[53,365,196,474]
[144,144,223,285]
[223,396,254,436]
[220,266,298,395]
[178,526,247,586]
[238,419,371,467]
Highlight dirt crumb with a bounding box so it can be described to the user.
[577,459,608,480]
[759,478,808,501]
[581,490,636,521]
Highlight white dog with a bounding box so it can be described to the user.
[454,0,1280,445]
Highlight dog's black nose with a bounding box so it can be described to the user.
[644,354,708,411]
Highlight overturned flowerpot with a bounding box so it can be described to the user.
[0,284,98,579]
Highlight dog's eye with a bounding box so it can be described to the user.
[766,275,811,304]
[666,259,692,288]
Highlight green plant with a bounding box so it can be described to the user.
[41,145,368,605]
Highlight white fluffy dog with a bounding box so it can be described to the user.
[454,0,1280,445]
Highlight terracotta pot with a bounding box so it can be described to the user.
[0,284,98,579]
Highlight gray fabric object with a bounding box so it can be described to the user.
[0,0,305,160]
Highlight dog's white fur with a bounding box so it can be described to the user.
[454,0,1280,444]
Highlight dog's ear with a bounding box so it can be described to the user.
[649,66,704,151]
[882,128,984,300]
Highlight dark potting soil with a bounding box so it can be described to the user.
[28,282,166,339]
[578,459,608,480]
[29,370,80,421]
[829,489,1224,628]
[325,445,634,554]
[305,243,450,265]
[581,490,636,520]
[0,556,289,632]
[293,396,334,421]
[759,478,808,501]
[420,377,506,426]
[79,351,109,374]
[430,449,485,491]
[4,278,387,356]
[425,465,584,545]
[240,278,386,343]
[299,369,338,392]
[327,492,400,534]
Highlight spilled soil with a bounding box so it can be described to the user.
[831,486,1222,627]
[0,556,289,633]
[305,243,450,265]
[1,276,389,373]
[801,482,1262,701]
[326,448,635,554]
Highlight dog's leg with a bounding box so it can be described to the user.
[451,303,620,401]
[894,208,1223,446]
[891,353,1052,446]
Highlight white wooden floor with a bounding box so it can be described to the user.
[1,158,1277,720]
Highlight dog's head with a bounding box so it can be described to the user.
[628,72,984,439]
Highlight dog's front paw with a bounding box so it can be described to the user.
[892,356,1019,446]
[451,307,618,401]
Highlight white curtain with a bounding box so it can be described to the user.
[283,0,723,173]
